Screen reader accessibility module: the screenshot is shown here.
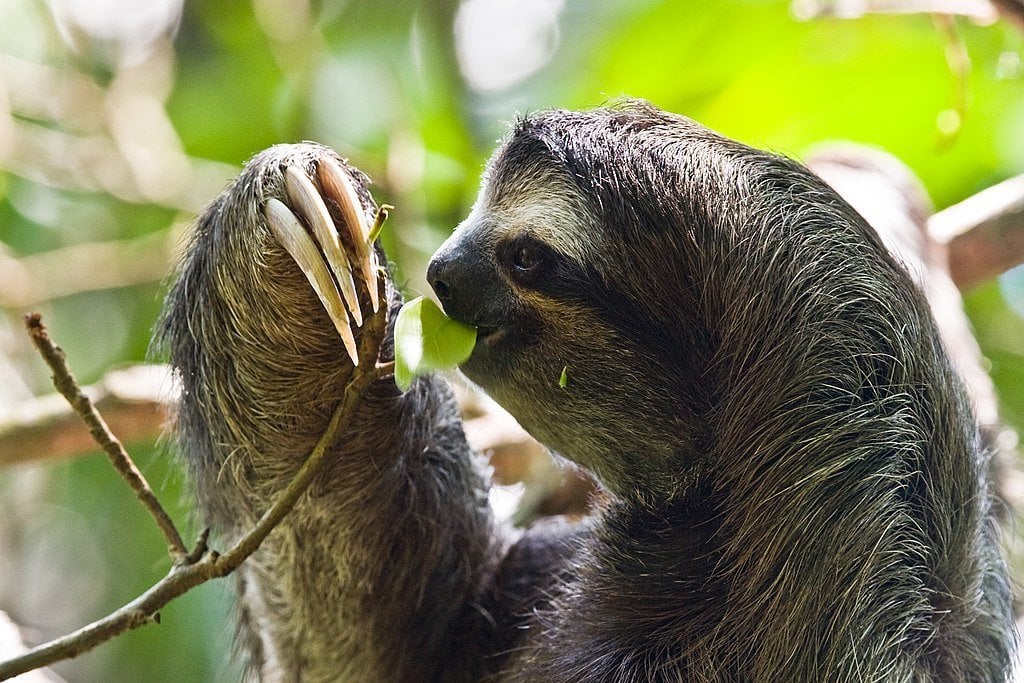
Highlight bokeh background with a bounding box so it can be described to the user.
[1,0,1022,680]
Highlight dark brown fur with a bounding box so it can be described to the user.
[158,145,504,680]
[159,104,1014,681]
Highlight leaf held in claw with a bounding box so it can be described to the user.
[394,296,477,391]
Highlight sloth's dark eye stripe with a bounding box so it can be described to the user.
[497,234,557,287]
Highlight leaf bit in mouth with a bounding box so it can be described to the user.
[393,296,477,391]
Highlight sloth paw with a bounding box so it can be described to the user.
[263,158,383,366]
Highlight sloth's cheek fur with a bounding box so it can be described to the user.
[460,310,539,390]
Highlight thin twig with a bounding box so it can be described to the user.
[0,307,388,680]
[23,313,187,559]
[0,364,170,467]
[217,303,386,569]
[368,204,393,244]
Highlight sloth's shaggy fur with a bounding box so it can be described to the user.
[160,102,1014,681]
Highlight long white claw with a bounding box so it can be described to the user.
[284,166,363,327]
[265,197,359,366]
[316,158,380,313]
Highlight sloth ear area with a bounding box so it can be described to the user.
[262,160,381,366]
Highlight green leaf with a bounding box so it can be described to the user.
[393,296,477,390]
[559,365,569,389]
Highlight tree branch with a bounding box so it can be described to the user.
[0,364,169,467]
[0,304,388,681]
[22,314,186,559]
[0,232,177,309]
[929,172,1024,288]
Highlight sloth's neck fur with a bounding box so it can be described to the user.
[543,265,996,677]
[542,163,1006,678]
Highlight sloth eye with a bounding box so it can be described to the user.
[513,244,542,272]
[501,236,551,285]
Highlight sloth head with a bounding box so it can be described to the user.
[427,101,898,500]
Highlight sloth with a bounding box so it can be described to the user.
[159,101,1014,681]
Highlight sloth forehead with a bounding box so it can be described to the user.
[469,103,759,281]
[476,161,604,268]
[475,106,708,272]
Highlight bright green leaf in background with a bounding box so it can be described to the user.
[394,296,477,390]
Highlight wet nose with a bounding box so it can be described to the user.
[426,251,453,305]
[426,240,496,326]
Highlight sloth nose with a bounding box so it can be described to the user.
[426,241,492,326]
[426,253,453,304]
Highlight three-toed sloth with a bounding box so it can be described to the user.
[159,101,1013,681]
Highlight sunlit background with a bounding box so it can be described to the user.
[1,0,1023,680]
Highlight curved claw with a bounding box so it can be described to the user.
[316,158,381,313]
[265,197,359,366]
[284,166,363,327]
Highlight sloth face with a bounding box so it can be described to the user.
[427,165,599,395]
[427,109,716,497]
[428,102,930,500]
[428,171,655,491]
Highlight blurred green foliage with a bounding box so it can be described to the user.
[1,0,1022,680]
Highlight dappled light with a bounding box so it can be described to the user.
[0,0,1022,680]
